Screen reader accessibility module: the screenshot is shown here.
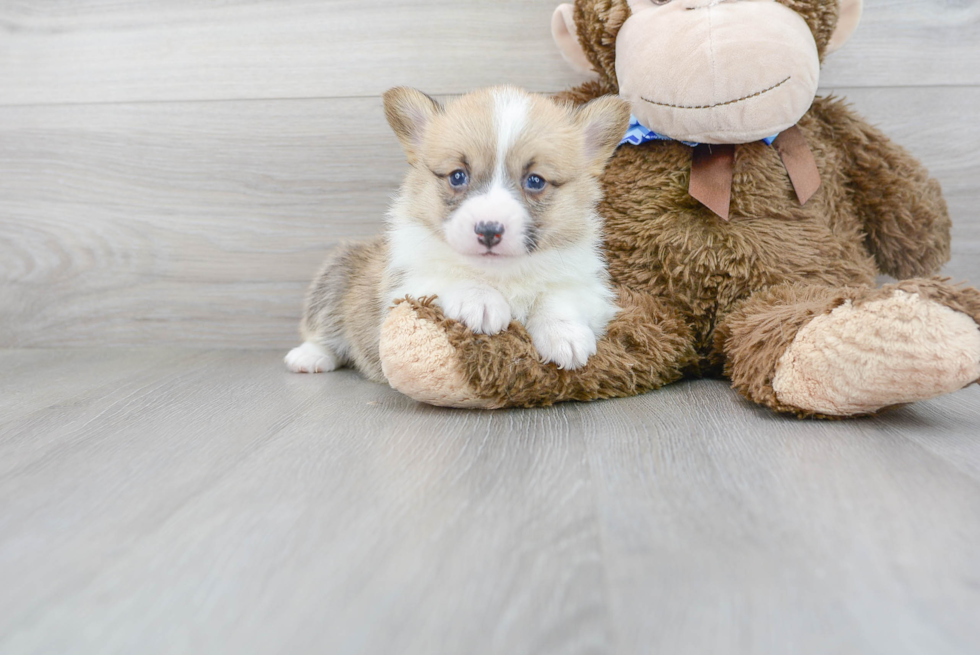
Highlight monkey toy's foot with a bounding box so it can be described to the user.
[379,299,498,409]
[772,289,980,416]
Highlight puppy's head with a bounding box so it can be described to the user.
[384,86,630,260]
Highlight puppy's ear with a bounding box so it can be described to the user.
[575,95,631,173]
[383,87,441,164]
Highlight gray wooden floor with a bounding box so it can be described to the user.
[2,349,979,655]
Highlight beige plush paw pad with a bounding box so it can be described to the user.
[773,291,980,416]
[379,302,497,409]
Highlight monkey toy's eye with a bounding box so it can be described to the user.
[449,170,468,188]
[652,0,671,4]
[524,174,547,192]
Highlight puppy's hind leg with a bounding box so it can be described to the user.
[285,244,358,374]
[285,341,340,374]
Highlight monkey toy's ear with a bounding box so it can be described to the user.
[551,4,595,74]
[826,0,863,54]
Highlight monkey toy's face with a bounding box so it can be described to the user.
[553,0,862,144]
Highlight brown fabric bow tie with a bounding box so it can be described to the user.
[688,125,821,221]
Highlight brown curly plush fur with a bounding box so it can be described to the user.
[380,0,979,416]
[397,288,696,407]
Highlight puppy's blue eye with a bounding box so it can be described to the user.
[524,174,546,192]
[449,170,468,188]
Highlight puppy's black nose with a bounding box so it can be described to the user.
[475,221,504,248]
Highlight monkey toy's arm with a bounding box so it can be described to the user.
[813,96,952,279]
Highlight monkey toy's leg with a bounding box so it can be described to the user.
[715,279,980,418]
[378,288,698,408]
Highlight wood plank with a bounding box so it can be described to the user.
[0,96,402,348]
[0,349,609,654]
[876,388,980,484]
[577,379,980,654]
[0,0,587,106]
[1,87,978,348]
[0,0,976,106]
[820,2,980,88]
[1,350,979,652]
[0,348,186,423]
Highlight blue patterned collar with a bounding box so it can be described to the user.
[620,115,778,148]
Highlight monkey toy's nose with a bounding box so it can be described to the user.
[475,221,504,248]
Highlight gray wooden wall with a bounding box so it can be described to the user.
[1,1,978,348]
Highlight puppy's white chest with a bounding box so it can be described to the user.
[490,280,543,323]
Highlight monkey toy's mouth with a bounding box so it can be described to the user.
[641,76,792,111]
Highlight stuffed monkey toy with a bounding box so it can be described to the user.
[377,0,980,417]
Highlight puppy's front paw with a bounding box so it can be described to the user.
[440,286,512,335]
[528,319,597,370]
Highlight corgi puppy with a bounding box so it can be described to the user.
[285,85,630,381]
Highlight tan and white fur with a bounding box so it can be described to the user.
[285,85,631,380]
